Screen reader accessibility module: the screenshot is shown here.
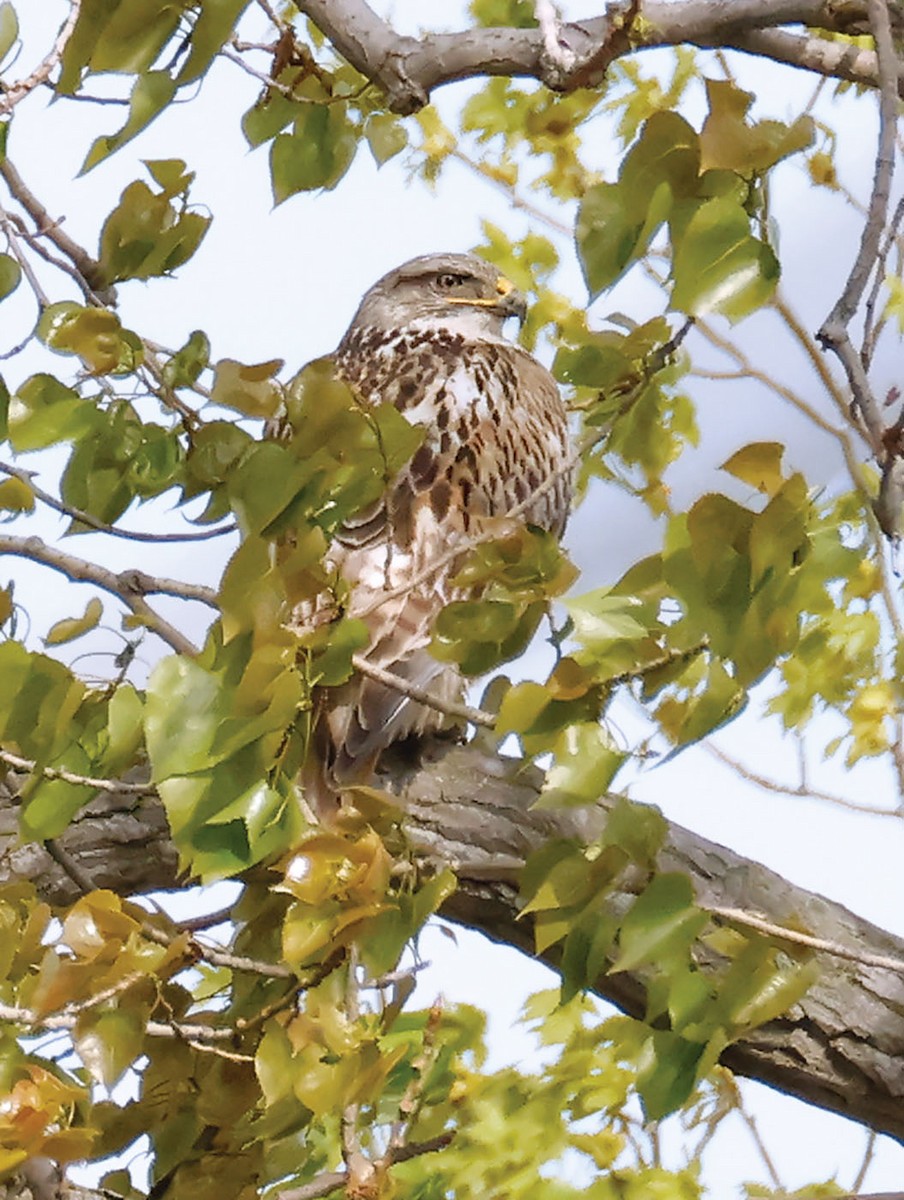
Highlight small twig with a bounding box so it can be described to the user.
[0,748,155,794]
[704,742,896,818]
[351,654,495,728]
[852,1130,878,1194]
[0,997,238,1043]
[176,904,237,933]
[816,0,898,454]
[737,1097,783,1189]
[0,460,238,544]
[275,1135,453,1200]
[706,905,904,974]
[0,0,81,116]
[0,206,49,306]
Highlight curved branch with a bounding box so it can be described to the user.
[292,0,900,112]
[4,739,904,1143]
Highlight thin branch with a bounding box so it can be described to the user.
[0,156,114,306]
[817,0,899,460]
[0,206,49,306]
[0,0,81,116]
[0,748,155,795]
[351,654,495,728]
[275,1135,453,1200]
[0,533,210,656]
[0,996,239,1043]
[706,905,904,974]
[44,836,101,894]
[704,742,898,817]
[0,460,238,544]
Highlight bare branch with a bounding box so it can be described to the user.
[707,905,904,974]
[0,0,81,116]
[351,654,496,728]
[275,1135,454,1200]
[289,0,900,112]
[0,156,115,307]
[0,748,155,795]
[817,0,899,483]
[0,533,211,656]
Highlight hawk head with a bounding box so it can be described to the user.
[345,252,527,339]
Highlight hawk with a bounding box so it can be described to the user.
[289,252,572,814]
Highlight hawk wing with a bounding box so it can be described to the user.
[295,329,572,805]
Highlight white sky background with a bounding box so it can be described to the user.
[4,0,904,1193]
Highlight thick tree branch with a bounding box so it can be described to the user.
[291,0,902,111]
[4,740,904,1144]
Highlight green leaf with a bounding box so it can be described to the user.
[210,358,284,418]
[270,103,358,202]
[37,303,140,374]
[610,873,707,975]
[0,252,21,301]
[0,476,34,512]
[82,71,177,173]
[175,0,252,85]
[8,374,97,451]
[636,1029,703,1120]
[538,722,625,807]
[564,590,648,651]
[163,330,210,389]
[45,597,103,646]
[0,3,18,67]
[364,113,408,165]
[75,1007,145,1087]
[700,78,814,175]
[145,655,224,782]
[97,169,211,283]
[671,196,779,320]
[721,441,785,497]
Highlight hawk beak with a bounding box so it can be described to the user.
[446,277,527,324]
[495,276,527,324]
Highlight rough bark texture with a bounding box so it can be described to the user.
[3,739,904,1146]
[293,0,904,112]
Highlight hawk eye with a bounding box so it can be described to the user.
[436,272,469,289]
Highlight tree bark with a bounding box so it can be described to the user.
[293,0,903,112]
[3,740,904,1144]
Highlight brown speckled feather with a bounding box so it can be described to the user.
[286,254,572,814]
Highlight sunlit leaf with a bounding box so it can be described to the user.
[45,597,103,646]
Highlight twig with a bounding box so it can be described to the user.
[706,905,904,974]
[0,0,81,116]
[0,533,211,656]
[0,996,238,1043]
[0,156,114,306]
[816,0,898,455]
[704,742,897,817]
[275,1135,453,1200]
[737,1096,783,1189]
[351,654,495,728]
[0,748,155,794]
[852,1130,878,1193]
[0,206,49,306]
[0,460,238,544]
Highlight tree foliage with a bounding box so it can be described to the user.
[0,1,903,1197]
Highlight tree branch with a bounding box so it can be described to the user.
[5,740,904,1143]
[290,0,902,112]
[0,533,215,655]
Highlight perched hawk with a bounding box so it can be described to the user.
[290,252,572,814]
